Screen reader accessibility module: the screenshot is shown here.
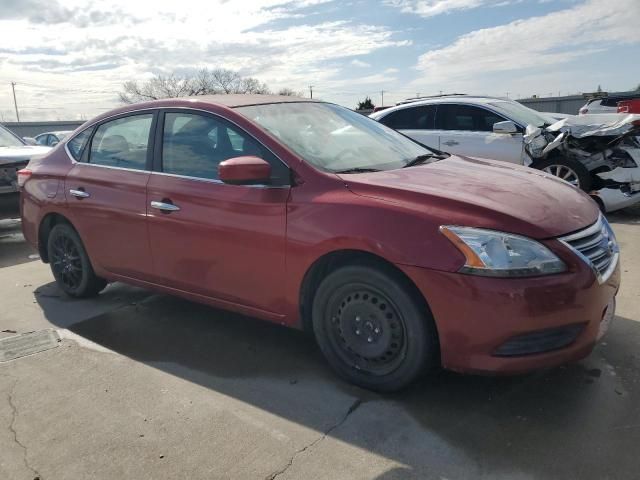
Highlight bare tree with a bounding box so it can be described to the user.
[119,68,272,104]
[277,87,303,97]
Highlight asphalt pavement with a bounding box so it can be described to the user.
[1,208,639,480]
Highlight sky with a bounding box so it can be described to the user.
[0,0,639,121]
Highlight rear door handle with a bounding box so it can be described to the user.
[442,140,459,146]
[69,188,90,198]
[150,200,180,212]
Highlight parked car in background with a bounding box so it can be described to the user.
[618,99,640,114]
[579,95,640,115]
[35,130,72,147]
[20,95,619,391]
[370,95,640,212]
[1,123,50,197]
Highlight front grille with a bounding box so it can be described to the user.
[559,215,619,284]
[493,324,585,357]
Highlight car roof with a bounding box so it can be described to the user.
[37,131,72,136]
[193,94,316,107]
[370,95,511,117]
[85,94,320,126]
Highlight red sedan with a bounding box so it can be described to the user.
[20,95,620,391]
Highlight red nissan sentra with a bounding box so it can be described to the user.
[19,95,620,391]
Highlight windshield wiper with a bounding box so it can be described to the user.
[334,167,382,174]
[403,153,448,168]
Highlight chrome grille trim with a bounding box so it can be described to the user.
[558,214,619,285]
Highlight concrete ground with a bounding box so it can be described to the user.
[1,209,639,480]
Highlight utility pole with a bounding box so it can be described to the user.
[309,85,313,99]
[380,90,385,106]
[11,82,20,122]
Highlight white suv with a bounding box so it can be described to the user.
[370,95,640,212]
[370,95,553,165]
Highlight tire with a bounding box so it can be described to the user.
[311,264,438,392]
[47,223,107,298]
[533,156,592,192]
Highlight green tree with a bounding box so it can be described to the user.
[356,96,375,110]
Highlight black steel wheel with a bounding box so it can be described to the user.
[326,286,408,377]
[47,223,107,297]
[312,264,438,392]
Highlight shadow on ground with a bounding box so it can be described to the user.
[35,277,640,479]
[0,217,37,268]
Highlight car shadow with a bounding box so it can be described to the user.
[36,280,640,479]
[0,218,38,268]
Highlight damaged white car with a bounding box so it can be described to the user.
[370,95,640,212]
[1,124,51,195]
[524,114,640,212]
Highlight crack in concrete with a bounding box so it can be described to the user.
[6,377,42,480]
[266,398,363,480]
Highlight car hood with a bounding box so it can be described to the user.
[340,155,599,239]
[0,145,51,165]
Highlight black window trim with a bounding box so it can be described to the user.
[153,107,291,188]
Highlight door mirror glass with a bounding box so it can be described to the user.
[219,156,271,185]
[493,120,518,134]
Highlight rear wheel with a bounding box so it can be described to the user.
[534,157,592,191]
[47,223,107,298]
[312,264,438,392]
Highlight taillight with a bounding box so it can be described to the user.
[17,168,32,188]
[579,108,588,114]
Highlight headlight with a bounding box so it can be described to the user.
[440,226,567,277]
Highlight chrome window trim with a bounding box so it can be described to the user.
[148,170,290,189]
[558,214,619,285]
[64,105,292,188]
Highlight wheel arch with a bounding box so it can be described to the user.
[37,212,76,263]
[298,249,435,336]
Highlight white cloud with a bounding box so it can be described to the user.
[351,59,372,67]
[386,0,496,17]
[0,0,408,120]
[412,0,640,93]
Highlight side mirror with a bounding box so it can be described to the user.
[23,137,37,145]
[51,140,59,146]
[218,156,271,185]
[493,120,518,134]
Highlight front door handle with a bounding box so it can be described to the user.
[150,200,180,213]
[69,188,90,198]
[442,140,459,147]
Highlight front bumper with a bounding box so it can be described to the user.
[399,256,620,375]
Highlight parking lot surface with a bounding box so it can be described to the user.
[1,209,640,480]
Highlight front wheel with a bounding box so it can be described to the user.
[47,223,107,298]
[534,157,592,192]
[312,264,438,392]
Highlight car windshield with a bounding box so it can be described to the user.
[488,101,556,128]
[0,125,25,148]
[236,102,436,173]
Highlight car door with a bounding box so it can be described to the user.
[435,104,524,163]
[378,105,439,150]
[146,109,290,315]
[64,112,156,279]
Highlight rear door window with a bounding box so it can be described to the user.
[88,114,153,170]
[379,105,436,130]
[435,104,506,132]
